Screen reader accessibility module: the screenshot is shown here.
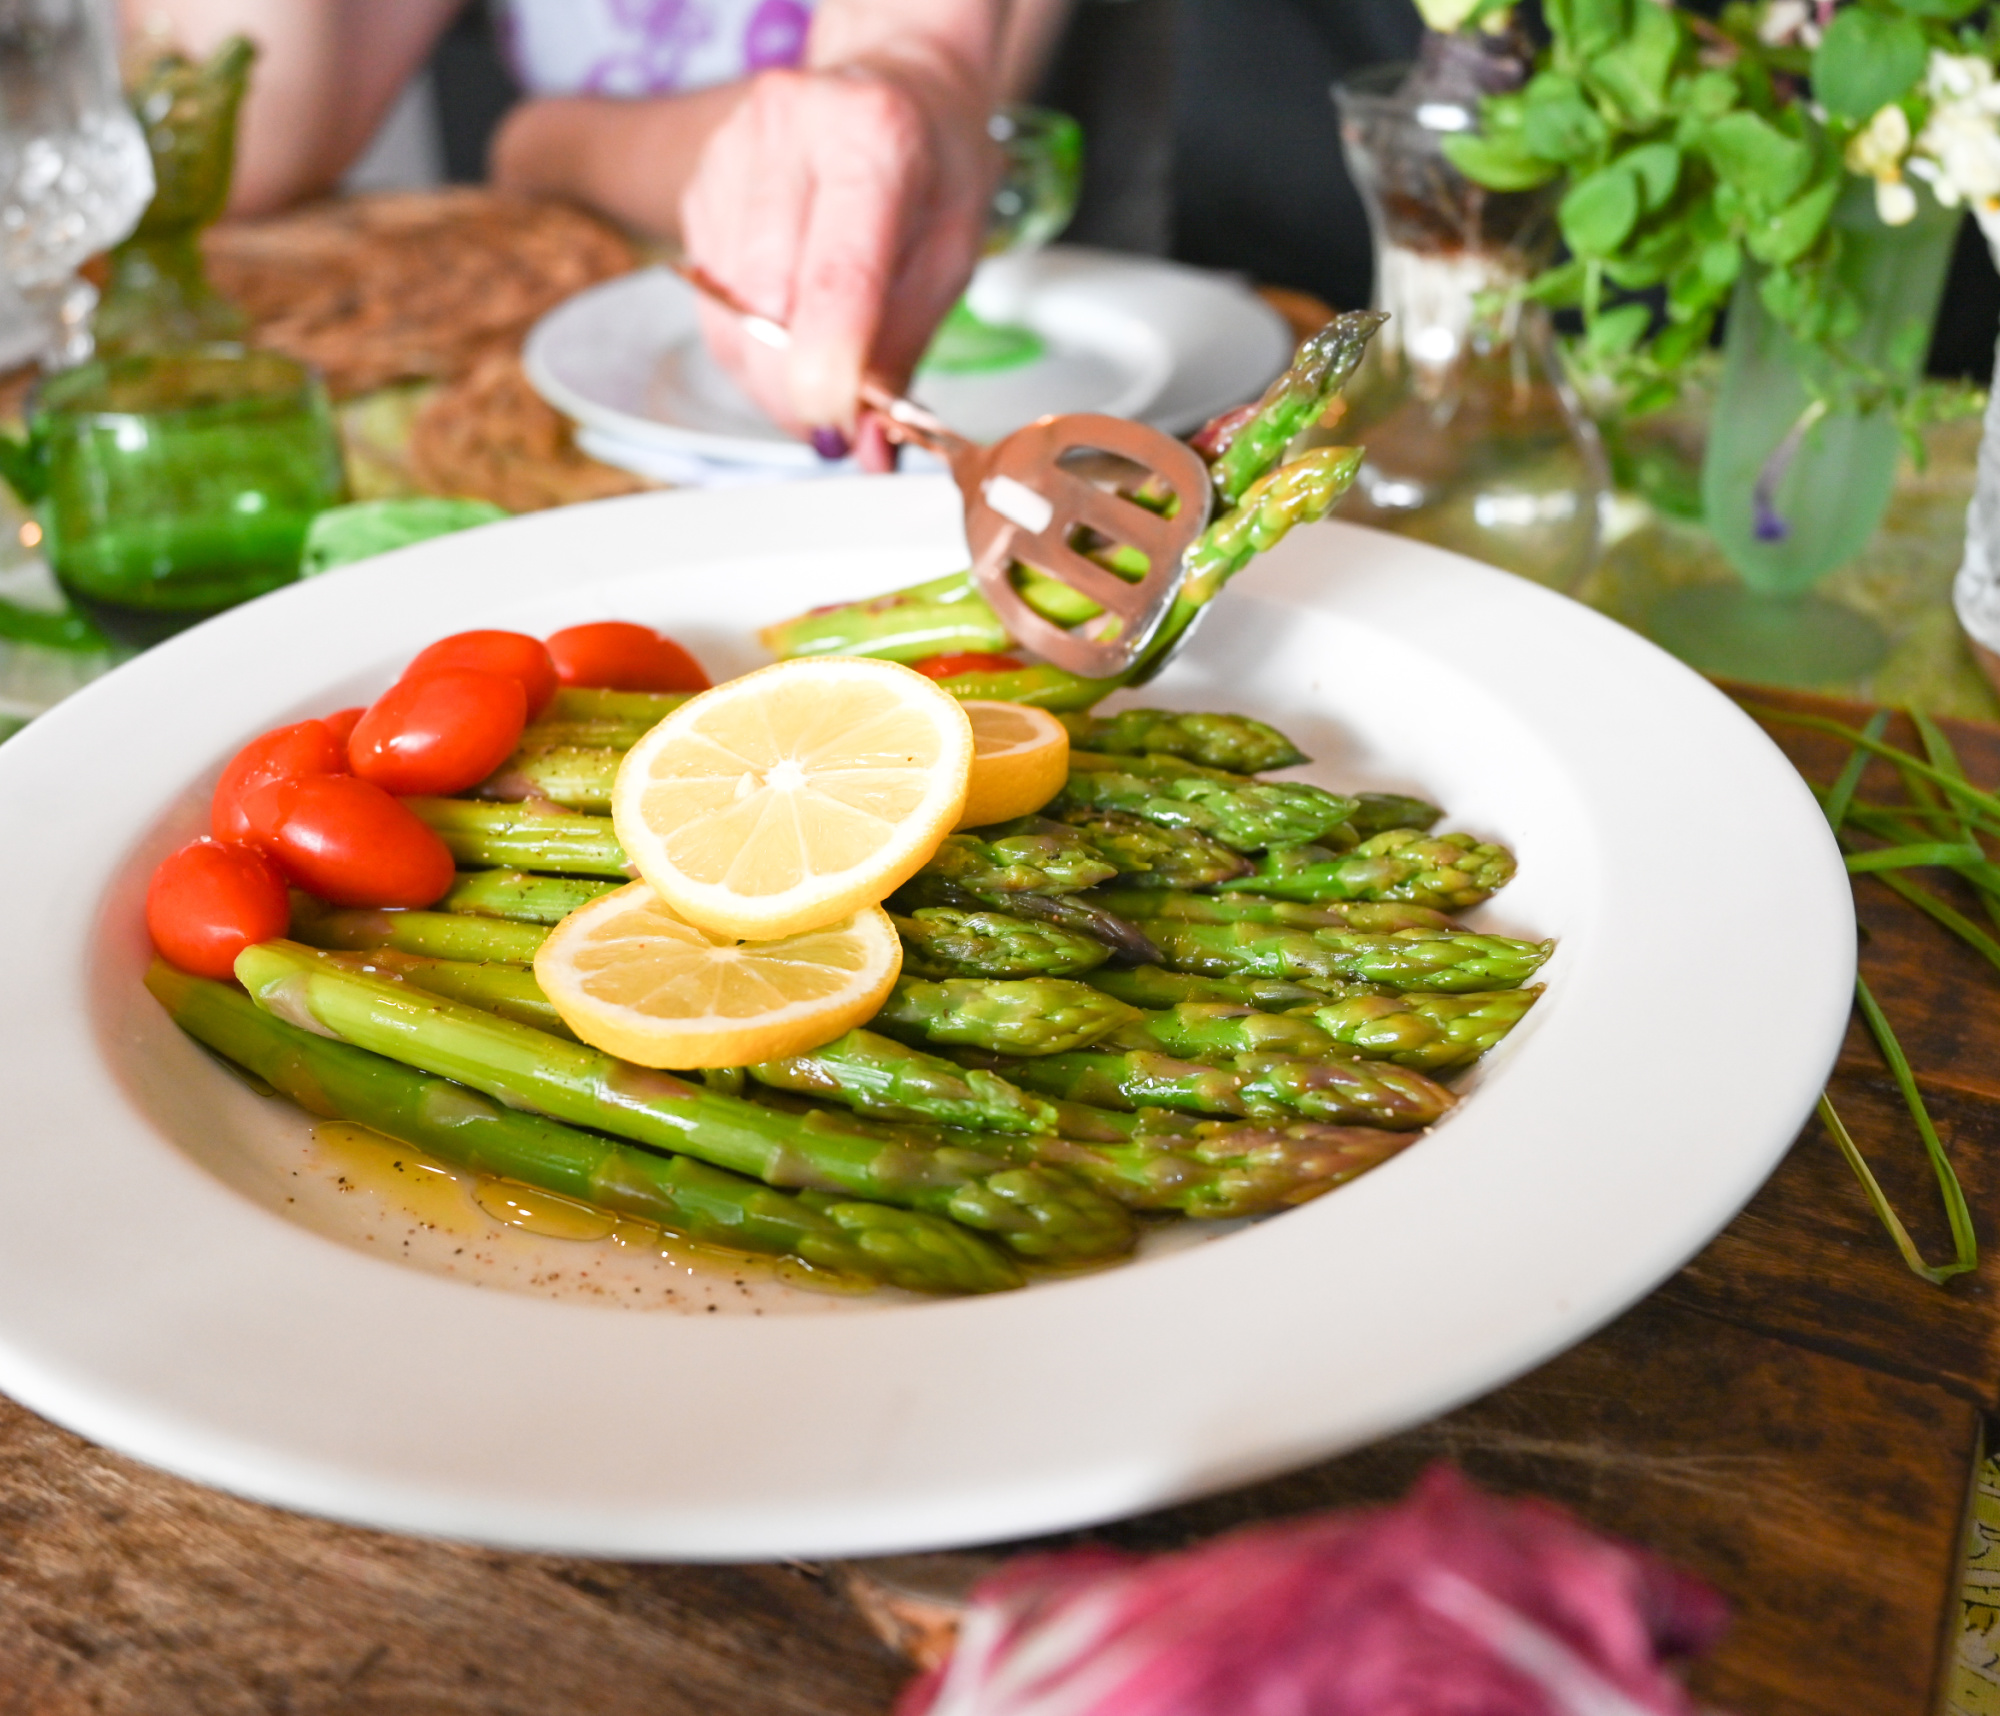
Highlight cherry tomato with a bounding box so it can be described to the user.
[262,775,456,908]
[347,669,527,796]
[404,630,557,718]
[321,706,365,748]
[146,839,291,979]
[212,720,348,845]
[910,652,1024,679]
[544,622,712,693]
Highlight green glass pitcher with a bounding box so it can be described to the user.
[0,345,347,646]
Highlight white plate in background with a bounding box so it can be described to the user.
[0,480,1852,1559]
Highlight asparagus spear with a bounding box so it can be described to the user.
[234,941,1133,1264]
[146,962,1020,1295]
[477,745,619,813]
[516,718,652,752]
[1064,709,1307,774]
[1084,887,1454,935]
[1298,987,1543,1072]
[1083,963,1358,1013]
[1053,808,1251,889]
[407,798,631,877]
[438,869,618,924]
[759,570,1016,664]
[1148,920,1552,992]
[918,820,1117,896]
[1350,793,1445,837]
[346,949,572,1036]
[1219,831,1517,910]
[893,907,1111,979]
[291,902,552,963]
[1057,753,1356,852]
[873,975,1140,1055]
[958,885,1165,966]
[547,688,692,726]
[751,1028,1062,1134]
[1101,1000,1341,1062]
[972,1043,1453,1129]
[751,1032,1421,1218]
[1208,311,1387,504]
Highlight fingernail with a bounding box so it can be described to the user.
[810,426,850,461]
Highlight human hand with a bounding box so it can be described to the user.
[679,61,998,469]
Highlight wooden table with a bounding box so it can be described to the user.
[0,689,1990,1713]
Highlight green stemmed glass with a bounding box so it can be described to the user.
[0,345,347,646]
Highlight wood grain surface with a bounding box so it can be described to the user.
[0,686,1992,1715]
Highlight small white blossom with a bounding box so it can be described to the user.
[1925,49,2000,111]
[1876,177,1919,225]
[1846,102,1911,178]
[1757,0,1810,46]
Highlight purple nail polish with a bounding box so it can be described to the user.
[810,426,850,461]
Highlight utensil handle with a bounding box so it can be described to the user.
[667,260,971,460]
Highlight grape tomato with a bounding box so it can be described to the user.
[264,775,456,908]
[545,622,711,693]
[212,720,348,845]
[146,839,292,979]
[348,669,526,797]
[405,630,557,718]
[910,652,1024,679]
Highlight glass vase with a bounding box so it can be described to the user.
[1649,179,1959,685]
[1330,65,1606,593]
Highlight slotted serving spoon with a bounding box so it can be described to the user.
[671,260,1213,677]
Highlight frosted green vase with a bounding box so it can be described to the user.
[1652,182,1957,685]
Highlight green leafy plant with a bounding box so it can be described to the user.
[1442,0,1997,439]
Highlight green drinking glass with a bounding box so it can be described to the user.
[0,344,346,646]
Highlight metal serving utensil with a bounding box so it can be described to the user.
[670,261,1213,678]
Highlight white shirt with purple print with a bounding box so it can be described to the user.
[500,0,818,98]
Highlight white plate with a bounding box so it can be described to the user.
[0,479,1853,1559]
[522,248,1295,469]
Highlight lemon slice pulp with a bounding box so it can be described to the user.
[534,882,903,1067]
[955,700,1071,830]
[611,656,973,938]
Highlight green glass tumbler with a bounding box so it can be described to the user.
[0,345,346,645]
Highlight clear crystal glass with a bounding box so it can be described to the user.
[0,0,152,368]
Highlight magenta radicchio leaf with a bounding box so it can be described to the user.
[896,1464,1728,1716]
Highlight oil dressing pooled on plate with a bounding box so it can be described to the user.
[295,1122,890,1313]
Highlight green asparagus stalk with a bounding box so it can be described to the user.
[1084,888,1453,935]
[1063,709,1307,774]
[1054,808,1251,888]
[477,746,620,813]
[547,687,692,726]
[233,941,1133,1264]
[516,718,652,752]
[873,975,1140,1055]
[146,962,1020,1295]
[1208,312,1387,504]
[893,907,1111,979]
[1083,963,1359,1012]
[1349,793,1446,837]
[437,869,618,924]
[346,949,572,1036]
[942,884,1166,965]
[407,798,631,877]
[1219,831,1517,910]
[1149,920,1552,992]
[759,570,1017,663]
[291,902,552,963]
[1057,753,1356,852]
[1297,987,1543,1072]
[751,1028,1062,1134]
[973,1043,1453,1129]
[917,820,1118,895]
[1101,1000,1339,1062]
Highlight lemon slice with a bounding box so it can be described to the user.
[534,882,903,1067]
[956,700,1071,830]
[612,657,973,937]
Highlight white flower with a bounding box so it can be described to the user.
[1757,0,1809,46]
[1846,102,1911,178]
[1916,101,2000,206]
[1925,49,2000,112]
[1876,177,1919,225]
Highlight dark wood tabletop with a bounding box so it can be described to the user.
[0,685,1992,1716]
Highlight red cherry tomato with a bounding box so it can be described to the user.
[146,839,291,979]
[347,669,527,797]
[322,706,365,748]
[544,622,712,693]
[263,775,456,908]
[212,720,348,845]
[910,652,1025,679]
[404,630,557,718]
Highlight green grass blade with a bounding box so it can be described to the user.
[1858,862,2000,981]
[1817,1093,1961,1286]
[1823,710,1889,833]
[1738,703,2000,836]
[1844,842,1987,874]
